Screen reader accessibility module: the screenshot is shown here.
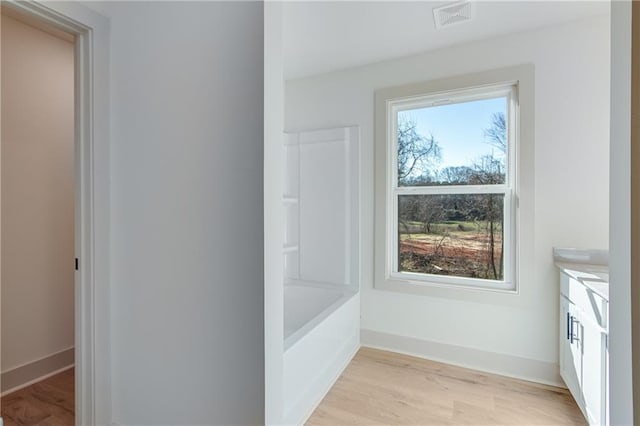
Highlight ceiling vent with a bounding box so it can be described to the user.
[433,1,474,29]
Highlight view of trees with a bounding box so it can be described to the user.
[397,117,441,186]
[397,110,507,280]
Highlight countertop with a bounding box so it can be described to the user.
[553,247,609,301]
[555,262,609,301]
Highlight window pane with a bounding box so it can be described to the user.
[397,97,507,187]
[398,194,505,280]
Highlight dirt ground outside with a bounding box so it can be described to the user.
[399,223,503,280]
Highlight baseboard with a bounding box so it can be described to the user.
[1,347,74,395]
[361,329,563,388]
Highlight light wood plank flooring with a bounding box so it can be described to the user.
[1,368,74,426]
[307,348,586,425]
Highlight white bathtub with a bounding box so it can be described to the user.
[283,283,360,425]
[284,284,348,349]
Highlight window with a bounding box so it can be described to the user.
[375,67,532,293]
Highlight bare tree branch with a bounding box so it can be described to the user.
[397,117,441,184]
[484,112,506,153]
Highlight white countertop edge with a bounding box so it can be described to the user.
[552,247,608,266]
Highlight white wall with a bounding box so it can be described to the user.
[609,1,635,424]
[1,13,75,373]
[105,2,264,424]
[286,15,610,379]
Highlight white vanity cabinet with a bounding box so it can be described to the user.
[559,269,608,426]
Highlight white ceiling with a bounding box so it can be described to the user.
[283,1,609,79]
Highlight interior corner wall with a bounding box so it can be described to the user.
[105,2,264,424]
[633,2,640,422]
[285,14,610,379]
[0,13,75,382]
[610,1,635,424]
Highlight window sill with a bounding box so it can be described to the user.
[377,274,518,296]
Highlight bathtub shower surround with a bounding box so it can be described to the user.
[282,126,359,291]
[282,126,360,424]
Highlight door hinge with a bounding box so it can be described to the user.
[75,258,79,271]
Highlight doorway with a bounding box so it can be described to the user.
[0,5,76,424]
[0,0,111,423]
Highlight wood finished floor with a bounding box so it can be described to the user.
[1,368,74,426]
[307,348,587,426]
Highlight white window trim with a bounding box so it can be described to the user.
[374,65,535,296]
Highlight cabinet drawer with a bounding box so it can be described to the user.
[560,273,608,330]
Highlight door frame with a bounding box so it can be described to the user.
[1,1,111,425]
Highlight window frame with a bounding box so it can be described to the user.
[388,84,517,290]
[374,66,533,295]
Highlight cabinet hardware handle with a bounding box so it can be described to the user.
[570,315,580,344]
[567,312,571,340]
[570,315,574,344]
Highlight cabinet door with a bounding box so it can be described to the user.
[560,296,582,401]
[581,314,607,425]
